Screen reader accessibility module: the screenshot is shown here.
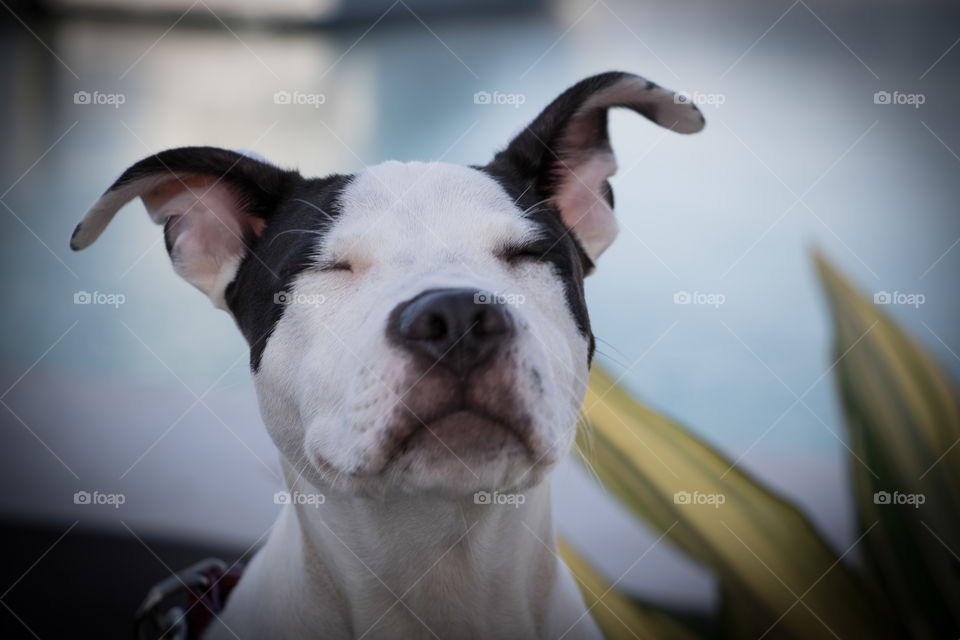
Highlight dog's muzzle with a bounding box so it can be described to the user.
[360,287,538,475]
[387,288,514,376]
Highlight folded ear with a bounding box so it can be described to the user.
[489,71,704,265]
[71,147,295,309]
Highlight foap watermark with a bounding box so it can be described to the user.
[674,290,725,308]
[473,90,526,108]
[74,90,126,108]
[74,490,126,509]
[873,90,925,108]
[874,291,925,308]
[274,291,326,307]
[675,90,725,109]
[274,490,326,508]
[273,90,326,108]
[873,490,925,509]
[74,290,126,308]
[674,490,726,508]
[474,490,526,508]
[474,291,525,307]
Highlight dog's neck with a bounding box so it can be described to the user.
[284,460,565,636]
[212,458,597,639]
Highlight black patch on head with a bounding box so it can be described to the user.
[97,146,352,373]
[491,71,628,205]
[478,161,595,364]
[225,174,353,371]
[473,74,656,367]
[99,146,300,262]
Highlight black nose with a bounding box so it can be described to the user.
[388,288,514,376]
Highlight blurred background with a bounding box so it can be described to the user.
[0,0,958,636]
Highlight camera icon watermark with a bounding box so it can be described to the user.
[673,490,725,508]
[273,90,325,108]
[673,290,725,308]
[74,290,126,308]
[873,290,925,309]
[873,490,925,509]
[873,90,925,108]
[474,291,526,306]
[74,90,126,109]
[274,490,325,508]
[674,90,725,108]
[473,90,526,108]
[74,490,126,509]
[274,291,326,307]
[473,490,525,508]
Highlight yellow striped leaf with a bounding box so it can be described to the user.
[578,366,893,639]
[815,255,960,638]
[559,538,703,640]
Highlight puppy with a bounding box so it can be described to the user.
[73,71,703,639]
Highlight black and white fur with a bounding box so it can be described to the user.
[72,72,704,639]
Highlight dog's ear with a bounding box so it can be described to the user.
[489,72,704,264]
[71,146,295,309]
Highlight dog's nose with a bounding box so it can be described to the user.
[388,288,513,375]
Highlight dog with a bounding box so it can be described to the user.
[71,71,704,639]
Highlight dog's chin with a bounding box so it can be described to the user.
[376,409,548,493]
[298,357,576,494]
[398,409,529,459]
[300,410,560,496]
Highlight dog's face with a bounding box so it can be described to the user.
[72,72,703,496]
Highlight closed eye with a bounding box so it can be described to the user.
[314,259,352,272]
[499,242,552,264]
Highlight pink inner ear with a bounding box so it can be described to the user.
[142,175,207,210]
[553,151,619,261]
[144,176,265,243]
[142,176,266,307]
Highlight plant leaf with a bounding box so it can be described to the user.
[815,255,960,638]
[558,538,705,640]
[578,366,895,639]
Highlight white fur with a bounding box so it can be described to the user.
[75,73,705,638]
[208,162,600,639]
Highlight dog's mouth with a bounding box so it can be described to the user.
[323,348,560,485]
[353,350,540,474]
[383,406,534,468]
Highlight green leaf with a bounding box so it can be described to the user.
[578,366,895,639]
[559,539,705,640]
[815,255,960,638]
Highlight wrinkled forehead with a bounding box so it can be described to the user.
[327,161,539,256]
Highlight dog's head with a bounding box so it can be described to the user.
[72,72,703,496]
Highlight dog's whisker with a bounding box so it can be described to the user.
[518,196,555,217]
[291,198,338,222]
[456,503,471,541]
[593,348,631,372]
[268,228,327,246]
[571,437,603,491]
[510,182,533,207]
[594,336,632,369]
